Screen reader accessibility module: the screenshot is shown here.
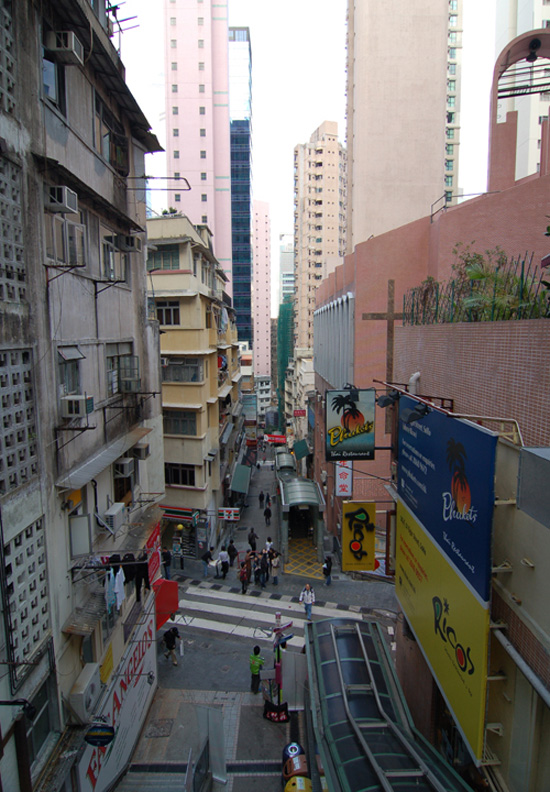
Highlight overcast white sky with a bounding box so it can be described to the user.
[121,0,496,313]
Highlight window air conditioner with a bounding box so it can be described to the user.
[69,663,101,724]
[132,442,150,460]
[45,31,84,66]
[45,185,78,214]
[103,502,126,532]
[116,234,143,253]
[114,457,134,478]
[61,395,94,419]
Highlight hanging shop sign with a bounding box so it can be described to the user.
[325,389,376,461]
[341,501,376,571]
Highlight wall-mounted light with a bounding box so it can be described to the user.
[401,403,431,424]
[377,390,400,408]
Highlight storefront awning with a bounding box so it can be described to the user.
[56,427,151,490]
[230,464,251,494]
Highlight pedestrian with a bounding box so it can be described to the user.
[322,556,333,586]
[265,536,273,552]
[253,553,261,586]
[163,626,180,666]
[201,546,214,578]
[271,550,280,585]
[299,583,315,621]
[218,545,230,579]
[259,490,265,508]
[249,645,265,694]
[227,539,238,567]
[239,560,249,594]
[162,546,172,580]
[259,549,269,588]
[248,527,258,551]
[265,493,271,507]
[263,505,272,526]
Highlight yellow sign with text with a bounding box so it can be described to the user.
[396,501,489,763]
[100,643,114,684]
[341,502,376,571]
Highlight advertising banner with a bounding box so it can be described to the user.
[325,389,376,461]
[396,501,489,763]
[397,395,497,603]
[146,521,160,582]
[78,610,157,792]
[341,501,376,571]
[335,461,353,497]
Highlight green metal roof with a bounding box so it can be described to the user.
[279,476,324,512]
[230,464,251,494]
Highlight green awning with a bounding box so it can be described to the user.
[293,439,309,460]
[230,464,251,494]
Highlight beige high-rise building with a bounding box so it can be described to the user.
[293,121,346,352]
[346,0,455,249]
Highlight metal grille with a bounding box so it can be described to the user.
[0,349,37,495]
[0,3,15,116]
[0,155,24,303]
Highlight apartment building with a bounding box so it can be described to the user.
[147,215,241,553]
[163,0,233,290]
[0,2,164,789]
[252,200,271,376]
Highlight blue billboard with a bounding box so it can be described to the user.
[397,395,497,603]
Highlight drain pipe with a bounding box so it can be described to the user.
[493,628,550,710]
[408,371,421,395]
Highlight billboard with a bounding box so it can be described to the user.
[397,395,497,603]
[325,389,376,461]
[396,501,489,763]
[341,501,376,571]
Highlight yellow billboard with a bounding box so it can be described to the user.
[341,502,376,571]
[396,501,489,763]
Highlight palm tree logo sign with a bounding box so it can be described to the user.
[445,438,472,516]
[328,392,373,448]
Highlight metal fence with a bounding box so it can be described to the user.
[403,252,550,325]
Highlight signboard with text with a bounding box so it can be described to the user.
[335,461,352,497]
[294,409,306,417]
[325,389,376,461]
[218,508,240,521]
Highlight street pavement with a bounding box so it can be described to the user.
[115,457,399,792]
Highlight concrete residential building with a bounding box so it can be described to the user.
[147,216,241,552]
[279,232,295,303]
[229,27,253,344]
[163,0,233,290]
[346,0,451,248]
[0,2,165,789]
[293,121,346,353]
[495,0,550,180]
[253,199,271,376]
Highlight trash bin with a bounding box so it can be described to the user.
[282,742,305,764]
[283,755,308,782]
[284,777,312,792]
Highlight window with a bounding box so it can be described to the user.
[156,300,180,324]
[174,172,180,179]
[539,115,548,124]
[171,62,177,70]
[25,678,56,766]
[199,106,206,115]
[172,106,178,114]
[448,31,457,43]
[147,243,180,270]
[449,14,457,26]
[198,17,204,25]
[448,63,456,75]
[199,84,205,93]
[445,159,453,171]
[450,0,458,9]
[162,357,203,383]
[445,191,453,203]
[446,127,455,139]
[447,112,455,123]
[175,193,181,202]
[173,128,179,136]
[199,62,205,71]
[165,463,195,486]
[42,52,66,114]
[58,347,83,396]
[106,342,135,396]
[170,17,176,25]
[174,150,180,158]
[446,144,454,155]
[171,39,177,47]
[445,175,453,187]
[94,95,128,175]
[164,410,197,435]
[200,128,206,137]
[201,194,207,202]
[447,96,455,107]
[45,210,87,268]
[200,150,206,159]
[447,80,456,91]
[201,215,208,223]
[201,172,207,180]
[449,47,456,58]
[102,230,129,282]
[172,84,178,93]
[198,39,204,48]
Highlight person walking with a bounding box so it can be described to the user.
[218,546,230,579]
[249,645,265,694]
[239,560,249,594]
[201,546,214,578]
[252,553,261,586]
[162,546,172,580]
[258,490,265,509]
[265,536,273,552]
[265,493,271,508]
[163,626,180,666]
[227,539,238,567]
[271,550,280,585]
[263,505,272,527]
[248,527,258,551]
[259,549,269,589]
[322,556,333,586]
[299,583,315,621]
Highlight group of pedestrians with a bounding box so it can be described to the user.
[238,533,281,594]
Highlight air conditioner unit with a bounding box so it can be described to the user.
[45,31,84,66]
[61,395,94,419]
[114,457,134,478]
[69,663,101,723]
[45,185,78,214]
[117,234,142,253]
[120,378,141,394]
[160,357,169,368]
[104,502,126,532]
[132,442,150,460]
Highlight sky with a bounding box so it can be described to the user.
[120,0,496,315]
